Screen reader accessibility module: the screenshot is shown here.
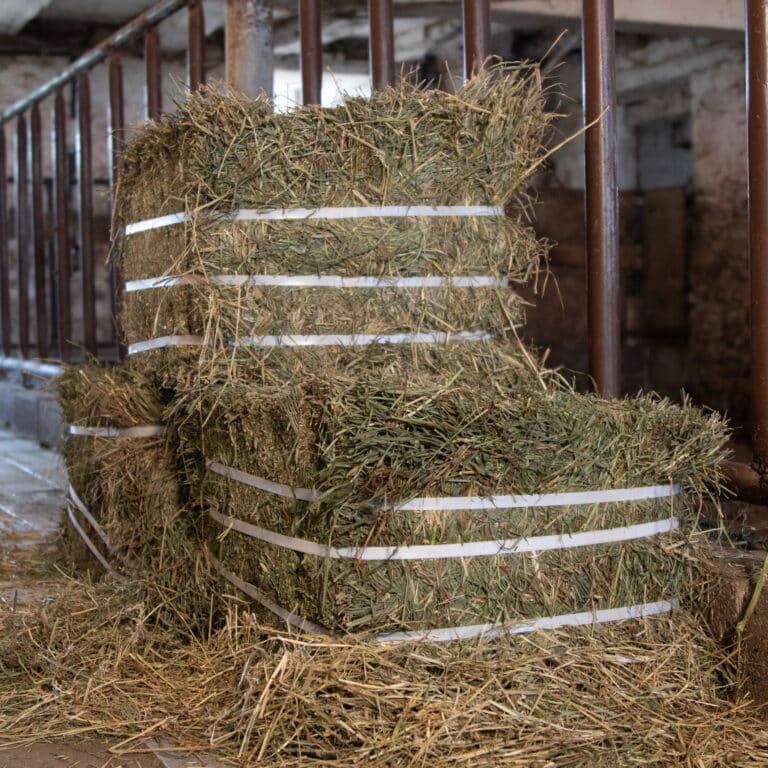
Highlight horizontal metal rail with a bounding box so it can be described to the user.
[0,0,187,124]
[0,355,63,378]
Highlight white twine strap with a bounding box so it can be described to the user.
[68,484,114,553]
[374,599,677,644]
[124,205,505,236]
[206,459,681,510]
[208,460,320,501]
[210,551,676,644]
[128,335,204,354]
[124,274,509,292]
[128,330,495,355]
[208,508,679,561]
[210,553,331,635]
[69,424,166,438]
[65,505,124,580]
[232,331,495,349]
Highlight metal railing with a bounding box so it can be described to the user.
[0,0,205,371]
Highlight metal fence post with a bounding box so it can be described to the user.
[582,0,621,397]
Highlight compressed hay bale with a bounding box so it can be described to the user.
[58,364,211,632]
[176,366,728,635]
[59,364,171,570]
[114,64,549,382]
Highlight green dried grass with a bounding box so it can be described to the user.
[56,364,212,634]
[173,364,729,634]
[114,64,549,377]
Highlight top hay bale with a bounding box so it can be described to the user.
[115,65,549,383]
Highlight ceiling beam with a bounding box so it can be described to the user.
[488,0,743,36]
[0,0,53,35]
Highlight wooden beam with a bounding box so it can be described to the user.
[226,0,274,98]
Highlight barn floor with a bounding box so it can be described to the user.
[0,429,218,768]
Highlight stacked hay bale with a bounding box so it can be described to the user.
[115,67,546,386]
[50,62,757,763]
[182,374,724,637]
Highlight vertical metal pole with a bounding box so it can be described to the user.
[226,0,274,98]
[53,89,72,362]
[369,0,395,90]
[462,0,491,78]
[109,54,126,359]
[0,130,10,357]
[145,25,162,120]
[16,114,30,359]
[748,0,768,464]
[77,73,96,357]
[30,102,47,359]
[300,0,322,105]
[582,0,621,397]
[188,0,206,90]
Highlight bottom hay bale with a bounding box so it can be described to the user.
[1,578,767,767]
[175,369,727,635]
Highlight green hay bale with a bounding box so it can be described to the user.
[57,364,212,634]
[114,64,549,380]
[174,368,728,635]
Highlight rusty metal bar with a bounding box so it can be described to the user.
[300,0,322,104]
[462,0,491,78]
[145,25,163,120]
[369,0,395,90]
[77,73,96,357]
[188,0,206,90]
[109,54,126,359]
[226,0,274,98]
[1,0,188,124]
[16,114,30,358]
[748,0,768,464]
[30,102,48,359]
[0,132,10,356]
[582,0,621,397]
[53,89,73,362]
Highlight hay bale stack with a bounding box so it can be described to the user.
[114,65,547,382]
[173,364,727,635]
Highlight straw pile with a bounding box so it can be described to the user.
[2,579,768,767]
[115,64,547,381]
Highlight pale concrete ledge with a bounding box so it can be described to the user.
[0,375,63,448]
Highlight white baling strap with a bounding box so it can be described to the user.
[128,330,496,355]
[68,484,113,553]
[208,508,679,561]
[69,424,166,438]
[205,459,681,511]
[209,551,676,644]
[124,205,505,236]
[124,274,509,292]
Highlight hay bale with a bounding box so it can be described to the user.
[174,364,728,635]
[57,364,211,632]
[114,65,549,381]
